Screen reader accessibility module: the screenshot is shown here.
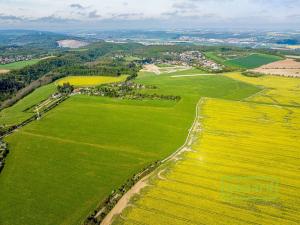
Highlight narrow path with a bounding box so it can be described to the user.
[100,98,204,225]
[100,174,151,225]
[161,98,203,163]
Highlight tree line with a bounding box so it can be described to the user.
[0,42,143,109]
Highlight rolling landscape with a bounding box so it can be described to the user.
[0,1,299,225]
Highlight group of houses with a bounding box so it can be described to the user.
[0,55,33,64]
[161,51,224,71]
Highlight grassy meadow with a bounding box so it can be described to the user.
[57,75,128,87]
[114,73,300,225]
[225,53,282,69]
[0,59,41,70]
[0,69,260,225]
[0,83,56,127]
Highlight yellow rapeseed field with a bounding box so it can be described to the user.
[225,72,300,106]
[57,75,127,87]
[114,74,300,225]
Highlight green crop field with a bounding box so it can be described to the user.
[225,53,283,69]
[0,59,41,70]
[205,52,226,64]
[0,83,56,127]
[0,69,260,225]
[114,74,300,225]
[0,76,129,128]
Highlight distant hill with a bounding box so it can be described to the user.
[0,30,76,48]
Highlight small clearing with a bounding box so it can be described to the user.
[159,65,191,74]
[141,64,161,75]
[0,69,9,74]
[142,64,191,75]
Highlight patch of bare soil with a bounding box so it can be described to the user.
[141,64,161,75]
[0,69,9,74]
[160,65,191,74]
[251,59,300,77]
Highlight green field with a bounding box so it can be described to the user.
[0,69,260,225]
[124,56,141,62]
[156,63,172,68]
[0,76,128,127]
[205,52,226,64]
[0,59,41,70]
[225,53,282,69]
[0,83,56,127]
[114,74,300,225]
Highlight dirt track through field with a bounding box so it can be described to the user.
[100,99,203,225]
[100,174,151,225]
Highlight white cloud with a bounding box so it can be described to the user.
[0,0,299,29]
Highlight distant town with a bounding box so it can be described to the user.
[160,51,224,71]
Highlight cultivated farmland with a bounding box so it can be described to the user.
[57,75,128,87]
[225,53,282,69]
[0,75,129,127]
[0,69,260,225]
[113,74,300,225]
[0,83,56,127]
[226,72,300,106]
[250,58,300,77]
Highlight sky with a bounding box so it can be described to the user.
[0,0,299,31]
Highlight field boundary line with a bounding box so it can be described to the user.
[243,87,268,101]
[161,98,203,163]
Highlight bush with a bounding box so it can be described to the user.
[242,71,265,77]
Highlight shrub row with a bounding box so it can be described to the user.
[0,140,8,173]
[79,82,180,101]
[84,161,161,225]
